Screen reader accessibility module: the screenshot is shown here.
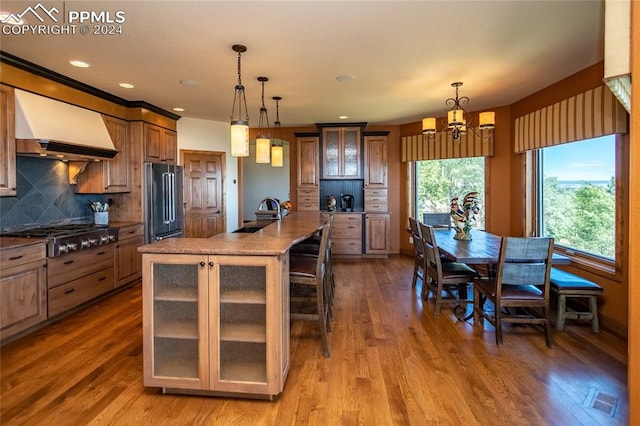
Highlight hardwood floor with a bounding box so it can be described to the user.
[0,256,628,425]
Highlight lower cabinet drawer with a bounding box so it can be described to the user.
[332,239,362,255]
[48,246,114,288]
[297,199,319,211]
[48,267,114,317]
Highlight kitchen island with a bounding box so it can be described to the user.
[138,211,325,399]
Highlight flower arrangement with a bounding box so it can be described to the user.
[450,192,480,240]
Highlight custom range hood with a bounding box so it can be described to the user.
[14,89,118,160]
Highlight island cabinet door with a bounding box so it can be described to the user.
[142,253,210,390]
[209,255,285,396]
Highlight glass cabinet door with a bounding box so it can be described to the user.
[323,129,341,178]
[212,256,275,393]
[143,254,209,389]
[342,128,361,178]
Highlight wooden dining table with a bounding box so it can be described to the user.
[433,228,571,266]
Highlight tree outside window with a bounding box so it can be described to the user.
[415,157,485,229]
[539,135,616,260]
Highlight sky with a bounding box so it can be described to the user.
[542,135,616,182]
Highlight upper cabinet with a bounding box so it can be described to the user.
[297,135,320,187]
[322,127,361,179]
[364,134,388,188]
[145,123,177,164]
[76,116,131,194]
[0,84,16,197]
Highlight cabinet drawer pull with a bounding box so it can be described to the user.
[8,255,24,261]
[208,261,214,267]
[127,230,136,234]
[64,288,75,295]
[199,261,206,267]
[98,276,107,281]
[97,251,106,256]
[64,260,74,265]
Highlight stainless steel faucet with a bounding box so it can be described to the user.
[257,197,281,219]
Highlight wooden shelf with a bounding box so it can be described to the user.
[155,321,199,339]
[154,354,199,379]
[219,361,267,383]
[220,289,266,304]
[155,287,198,302]
[219,323,266,343]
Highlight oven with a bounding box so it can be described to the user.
[2,224,119,317]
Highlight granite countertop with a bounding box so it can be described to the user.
[109,221,143,228]
[138,211,325,256]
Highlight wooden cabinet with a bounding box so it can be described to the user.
[47,245,115,317]
[364,135,387,188]
[145,123,177,164]
[364,188,388,213]
[363,133,390,255]
[365,213,391,255]
[76,116,131,193]
[325,213,362,256]
[114,224,144,287]
[0,242,47,341]
[296,135,320,211]
[143,253,288,397]
[0,84,16,197]
[297,136,319,187]
[322,127,361,179]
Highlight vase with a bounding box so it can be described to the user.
[453,221,472,240]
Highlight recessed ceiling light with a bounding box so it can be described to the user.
[119,83,134,89]
[69,60,90,68]
[338,115,349,120]
[180,79,198,87]
[173,107,185,112]
[0,11,24,25]
[336,74,355,82]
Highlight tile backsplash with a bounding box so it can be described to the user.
[0,157,106,232]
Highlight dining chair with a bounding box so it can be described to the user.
[423,212,452,229]
[408,217,425,289]
[289,221,332,357]
[473,236,554,348]
[419,223,477,316]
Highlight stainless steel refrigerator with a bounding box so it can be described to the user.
[144,162,184,243]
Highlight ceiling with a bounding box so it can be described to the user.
[0,1,604,127]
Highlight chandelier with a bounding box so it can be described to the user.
[271,96,284,167]
[422,82,495,142]
[255,76,271,163]
[229,44,249,157]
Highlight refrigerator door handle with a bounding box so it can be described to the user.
[162,172,170,224]
[169,172,176,223]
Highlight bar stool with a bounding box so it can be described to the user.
[289,222,332,357]
[290,214,335,309]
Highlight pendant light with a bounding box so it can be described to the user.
[271,96,284,167]
[229,44,249,157]
[255,76,271,163]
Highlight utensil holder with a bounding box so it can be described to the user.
[94,212,109,225]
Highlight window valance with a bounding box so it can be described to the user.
[514,85,627,153]
[401,130,494,162]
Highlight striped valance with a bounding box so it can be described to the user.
[401,129,494,162]
[514,85,628,153]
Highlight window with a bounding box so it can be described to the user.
[538,135,616,260]
[415,157,485,228]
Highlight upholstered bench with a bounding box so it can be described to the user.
[549,268,603,332]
